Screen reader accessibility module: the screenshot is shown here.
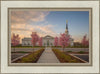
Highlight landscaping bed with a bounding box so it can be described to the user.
[52,49,85,63]
[12,49,44,63]
[12,51,30,53]
[66,51,89,54]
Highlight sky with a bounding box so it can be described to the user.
[11,10,89,43]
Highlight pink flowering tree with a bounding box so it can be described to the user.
[86,39,89,47]
[11,33,20,52]
[81,35,89,47]
[31,32,39,52]
[59,33,70,52]
[54,37,58,47]
[38,37,42,46]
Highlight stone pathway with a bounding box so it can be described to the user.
[37,47,60,63]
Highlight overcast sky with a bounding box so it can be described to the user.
[11,10,89,42]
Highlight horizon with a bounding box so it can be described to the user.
[11,10,89,43]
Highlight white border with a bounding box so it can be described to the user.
[1,1,99,73]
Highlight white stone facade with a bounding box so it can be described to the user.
[22,38,32,46]
[42,35,54,46]
[22,35,54,46]
[69,38,74,46]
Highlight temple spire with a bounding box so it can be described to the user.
[65,20,69,35]
[66,20,68,29]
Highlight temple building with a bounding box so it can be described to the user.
[22,35,54,46]
[22,20,74,46]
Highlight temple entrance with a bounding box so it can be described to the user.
[47,40,49,46]
[43,35,54,46]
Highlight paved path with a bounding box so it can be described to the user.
[37,47,60,63]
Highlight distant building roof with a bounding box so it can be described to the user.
[43,35,54,39]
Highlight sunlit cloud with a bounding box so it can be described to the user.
[11,24,58,37]
[11,11,49,25]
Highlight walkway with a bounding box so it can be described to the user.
[37,47,60,63]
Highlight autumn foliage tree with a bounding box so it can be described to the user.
[81,35,89,47]
[11,33,20,52]
[38,37,42,46]
[59,33,70,52]
[54,37,58,47]
[31,32,39,51]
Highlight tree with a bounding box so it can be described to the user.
[54,37,58,47]
[11,33,20,52]
[81,34,89,47]
[31,32,39,51]
[38,37,42,46]
[59,33,70,52]
[86,39,89,47]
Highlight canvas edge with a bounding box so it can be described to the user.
[8,8,92,66]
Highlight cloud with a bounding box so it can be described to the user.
[72,35,83,43]
[11,24,58,36]
[36,24,58,37]
[11,11,49,25]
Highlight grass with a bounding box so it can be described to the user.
[52,49,84,63]
[13,49,44,63]
[78,51,85,54]
[16,51,29,53]
[67,51,72,52]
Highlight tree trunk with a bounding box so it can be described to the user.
[33,46,34,52]
[14,46,15,52]
[63,47,64,52]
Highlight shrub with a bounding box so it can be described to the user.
[78,51,85,54]
[17,51,28,53]
[67,51,72,52]
[69,59,77,63]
